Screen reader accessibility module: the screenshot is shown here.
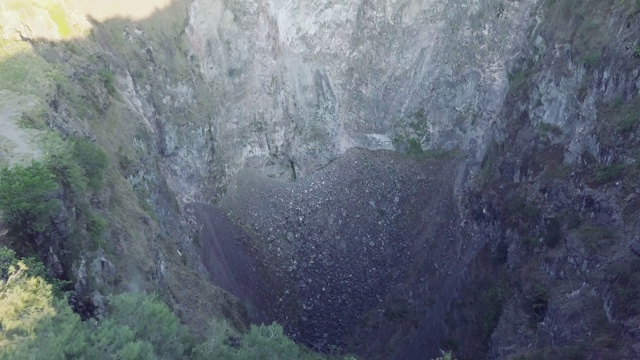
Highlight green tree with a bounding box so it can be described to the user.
[0,263,190,360]
[194,321,325,360]
[0,162,61,238]
[1,252,326,360]
[44,136,88,197]
[0,260,95,359]
[105,292,190,359]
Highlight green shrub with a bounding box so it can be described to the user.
[0,247,19,280]
[595,163,625,184]
[86,211,107,242]
[480,285,507,341]
[0,260,84,359]
[582,51,601,67]
[505,195,541,225]
[99,69,117,96]
[43,135,108,195]
[578,225,616,251]
[193,321,325,360]
[618,112,640,132]
[71,138,108,191]
[407,138,424,156]
[44,137,89,197]
[0,135,110,284]
[432,352,455,360]
[0,162,61,238]
[106,292,190,359]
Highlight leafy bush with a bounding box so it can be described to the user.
[71,138,108,191]
[0,246,18,279]
[581,51,601,67]
[432,352,455,360]
[99,69,117,96]
[595,163,625,185]
[577,225,616,251]
[0,260,86,360]
[193,321,325,360]
[44,136,89,197]
[0,162,61,238]
[618,112,640,133]
[0,245,69,297]
[86,211,108,243]
[105,292,190,359]
[42,135,108,195]
[480,285,507,341]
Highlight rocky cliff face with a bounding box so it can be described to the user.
[181,0,536,185]
[2,0,640,359]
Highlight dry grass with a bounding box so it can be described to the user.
[0,40,53,97]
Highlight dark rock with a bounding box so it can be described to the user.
[631,237,640,257]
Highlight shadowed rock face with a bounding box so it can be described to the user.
[189,148,479,359]
[185,202,270,323]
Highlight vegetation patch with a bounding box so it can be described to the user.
[608,260,640,316]
[393,135,424,156]
[479,284,507,341]
[0,249,328,359]
[0,40,53,97]
[595,163,625,185]
[536,122,562,137]
[618,113,640,133]
[46,3,72,38]
[99,69,117,97]
[0,134,109,277]
[542,163,572,181]
[507,59,535,94]
[576,225,616,251]
[0,162,60,238]
[527,283,549,324]
[581,51,601,68]
[504,195,541,230]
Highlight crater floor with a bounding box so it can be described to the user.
[189,148,478,359]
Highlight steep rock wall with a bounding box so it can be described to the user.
[178,0,537,188]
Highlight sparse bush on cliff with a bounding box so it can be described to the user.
[0,162,61,238]
[71,137,109,192]
[432,352,455,360]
